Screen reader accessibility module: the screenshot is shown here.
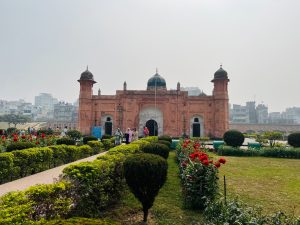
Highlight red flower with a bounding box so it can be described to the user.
[1,135,5,140]
[181,162,187,167]
[214,162,221,168]
[13,137,18,142]
[21,135,26,139]
[202,159,209,166]
[219,158,226,164]
[36,141,39,145]
[41,133,45,138]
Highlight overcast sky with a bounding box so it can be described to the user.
[1,0,299,112]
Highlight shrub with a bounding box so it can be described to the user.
[158,140,171,148]
[37,129,53,135]
[87,140,104,154]
[56,138,76,145]
[223,130,244,147]
[62,160,122,217]
[102,139,114,150]
[142,143,170,159]
[43,218,118,225]
[124,153,168,222]
[101,134,112,140]
[288,132,300,147]
[0,152,14,184]
[66,130,82,141]
[83,136,98,144]
[217,146,261,157]
[6,142,36,152]
[158,135,172,144]
[0,182,72,224]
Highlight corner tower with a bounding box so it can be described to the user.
[211,65,230,138]
[78,67,96,135]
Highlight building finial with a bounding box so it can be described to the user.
[220,63,222,68]
[86,65,89,71]
[156,68,158,74]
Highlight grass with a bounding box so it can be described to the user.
[101,151,205,224]
[216,155,300,216]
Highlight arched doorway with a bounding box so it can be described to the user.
[190,116,204,137]
[104,117,112,136]
[146,119,158,136]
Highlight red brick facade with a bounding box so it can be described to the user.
[78,68,229,138]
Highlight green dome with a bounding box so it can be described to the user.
[213,66,228,80]
[147,73,167,90]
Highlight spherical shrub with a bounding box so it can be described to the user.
[288,132,300,147]
[66,130,82,140]
[82,136,98,144]
[124,153,168,222]
[142,143,170,159]
[6,142,36,152]
[158,140,171,149]
[56,138,76,145]
[158,135,172,144]
[223,130,244,147]
[101,134,112,140]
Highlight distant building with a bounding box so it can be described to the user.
[283,107,300,124]
[246,101,257,124]
[180,87,206,96]
[230,104,249,123]
[256,104,268,124]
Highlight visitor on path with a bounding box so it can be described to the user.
[143,126,149,137]
[125,128,131,144]
[114,128,123,145]
[132,128,138,141]
[61,126,68,137]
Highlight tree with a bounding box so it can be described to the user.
[0,114,31,127]
[263,131,283,147]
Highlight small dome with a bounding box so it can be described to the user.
[213,65,228,80]
[78,67,96,83]
[147,72,167,90]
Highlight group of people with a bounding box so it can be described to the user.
[114,127,140,145]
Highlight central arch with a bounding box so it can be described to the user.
[139,107,163,136]
[146,119,158,136]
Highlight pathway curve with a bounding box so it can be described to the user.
[0,151,107,196]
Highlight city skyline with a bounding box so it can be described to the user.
[1,1,300,112]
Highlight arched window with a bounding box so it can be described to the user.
[194,118,199,123]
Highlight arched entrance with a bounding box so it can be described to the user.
[190,116,204,137]
[104,117,112,136]
[146,119,158,136]
[139,107,163,136]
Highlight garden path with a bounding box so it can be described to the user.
[0,151,107,196]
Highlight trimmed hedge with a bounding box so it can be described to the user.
[43,218,118,225]
[0,145,95,184]
[158,140,171,148]
[56,138,76,145]
[217,146,300,159]
[158,135,172,144]
[87,140,104,154]
[6,142,36,152]
[142,143,170,159]
[63,142,141,217]
[83,136,98,144]
[0,182,71,224]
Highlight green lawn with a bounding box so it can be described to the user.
[217,155,300,216]
[102,151,205,224]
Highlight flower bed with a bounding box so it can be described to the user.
[176,139,226,209]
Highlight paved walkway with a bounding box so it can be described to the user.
[0,151,107,196]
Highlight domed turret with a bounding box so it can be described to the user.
[147,69,167,90]
[78,66,96,83]
[212,65,228,81]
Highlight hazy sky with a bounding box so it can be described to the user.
[1,0,300,112]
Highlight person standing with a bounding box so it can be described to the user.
[114,128,123,146]
[132,128,139,141]
[143,126,149,137]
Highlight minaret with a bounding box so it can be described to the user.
[77,67,96,135]
[211,65,230,138]
[177,82,180,91]
[123,81,127,91]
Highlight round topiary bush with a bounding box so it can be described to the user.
[158,135,172,144]
[66,130,82,141]
[6,142,36,152]
[158,140,171,149]
[142,143,170,159]
[288,132,300,147]
[101,134,112,140]
[223,130,244,147]
[124,153,168,222]
[82,136,98,144]
[56,138,76,145]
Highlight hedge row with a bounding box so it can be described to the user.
[0,143,104,184]
[61,140,148,217]
[217,146,300,158]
